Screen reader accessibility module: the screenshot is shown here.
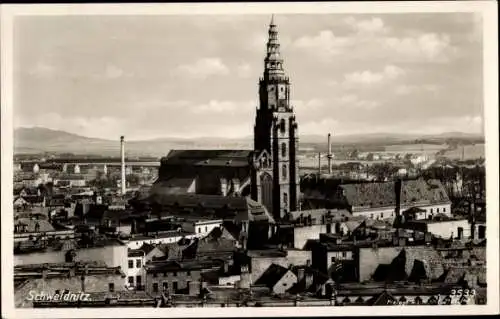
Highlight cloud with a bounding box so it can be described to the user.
[385,33,454,62]
[236,63,253,78]
[344,16,389,34]
[190,100,253,114]
[338,94,380,110]
[28,61,56,78]
[394,84,441,95]
[293,30,352,59]
[343,65,405,86]
[15,112,126,139]
[174,58,229,79]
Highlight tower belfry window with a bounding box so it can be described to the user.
[282,164,287,179]
[280,119,286,133]
[281,142,287,157]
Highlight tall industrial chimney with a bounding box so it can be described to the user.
[120,135,126,195]
[318,152,322,176]
[327,133,333,174]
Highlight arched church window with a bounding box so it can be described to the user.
[282,164,287,179]
[281,142,287,157]
[283,193,288,205]
[280,119,286,133]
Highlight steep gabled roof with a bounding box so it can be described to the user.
[254,264,290,289]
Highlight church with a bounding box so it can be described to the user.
[152,17,300,222]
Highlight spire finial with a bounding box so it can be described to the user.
[270,14,275,26]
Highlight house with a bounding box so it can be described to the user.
[13,217,77,243]
[181,218,223,237]
[134,193,275,249]
[126,231,197,250]
[403,215,472,240]
[254,264,297,295]
[288,264,335,297]
[306,179,452,221]
[54,174,87,187]
[144,259,226,296]
[283,209,353,249]
[14,236,128,280]
[15,261,127,308]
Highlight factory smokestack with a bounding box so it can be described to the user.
[318,152,322,177]
[120,135,126,195]
[327,133,332,175]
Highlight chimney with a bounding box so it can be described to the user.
[120,136,126,195]
[327,133,332,175]
[395,179,402,221]
[297,268,305,283]
[220,178,228,196]
[318,152,322,176]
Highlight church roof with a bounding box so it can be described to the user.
[161,150,253,168]
[148,194,275,224]
[339,179,450,209]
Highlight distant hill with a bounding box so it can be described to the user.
[13,127,484,157]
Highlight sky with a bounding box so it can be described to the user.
[14,13,484,140]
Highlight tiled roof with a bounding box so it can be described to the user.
[340,179,450,209]
[290,208,352,221]
[14,218,55,233]
[148,194,275,223]
[162,150,253,167]
[151,178,196,195]
[254,263,289,288]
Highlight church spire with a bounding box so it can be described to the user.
[264,14,285,79]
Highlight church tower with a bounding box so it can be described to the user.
[251,16,300,221]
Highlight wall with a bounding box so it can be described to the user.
[146,269,202,295]
[273,270,297,294]
[427,219,470,239]
[249,256,288,283]
[326,250,354,273]
[352,207,395,221]
[14,244,128,280]
[352,203,452,221]
[127,234,196,249]
[286,249,312,266]
[358,246,445,283]
[15,273,125,308]
[293,225,329,249]
[127,255,145,287]
[218,275,241,286]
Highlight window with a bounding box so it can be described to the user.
[205,226,208,232]
[280,119,286,133]
[331,257,336,263]
[187,271,191,276]
[430,208,433,213]
[173,282,178,291]
[342,252,347,258]
[443,207,446,212]
[163,282,169,291]
[381,213,384,218]
[437,208,440,213]
[128,276,134,285]
[136,259,142,268]
[128,260,134,269]
[173,272,177,277]
[370,214,374,219]
[281,142,287,157]
[136,276,142,286]
[282,164,287,179]
[108,283,115,292]
[198,227,201,233]
[283,193,288,205]
[153,283,159,293]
